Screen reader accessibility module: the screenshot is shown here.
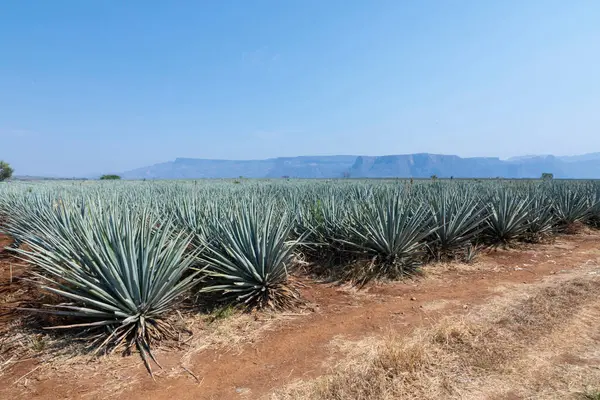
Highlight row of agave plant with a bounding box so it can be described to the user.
[1,179,599,373]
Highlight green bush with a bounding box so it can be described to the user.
[100,174,121,180]
[0,161,13,181]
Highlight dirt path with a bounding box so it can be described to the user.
[2,232,600,399]
[274,251,600,399]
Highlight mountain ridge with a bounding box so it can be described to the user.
[120,153,600,179]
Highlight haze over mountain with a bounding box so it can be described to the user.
[121,153,600,180]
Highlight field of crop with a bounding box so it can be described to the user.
[1,179,600,399]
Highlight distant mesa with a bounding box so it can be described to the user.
[119,153,600,180]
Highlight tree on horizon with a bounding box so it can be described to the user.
[0,161,13,181]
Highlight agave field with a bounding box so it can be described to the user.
[1,179,600,374]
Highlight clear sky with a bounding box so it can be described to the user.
[1,1,599,177]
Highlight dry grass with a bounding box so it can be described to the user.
[581,390,600,400]
[272,270,600,400]
[0,306,302,399]
[174,308,291,370]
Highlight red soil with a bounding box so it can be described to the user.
[0,235,35,327]
[1,232,600,399]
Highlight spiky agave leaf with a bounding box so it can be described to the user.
[199,201,303,310]
[486,189,531,244]
[294,193,351,258]
[524,191,555,241]
[552,184,595,226]
[13,208,201,376]
[340,190,435,283]
[168,194,224,246]
[428,189,487,259]
[589,190,600,228]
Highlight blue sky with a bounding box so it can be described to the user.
[1,1,599,176]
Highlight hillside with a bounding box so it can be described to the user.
[121,153,600,179]
[121,156,358,179]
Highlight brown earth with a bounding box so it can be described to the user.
[0,235,39,344]
[274,264,600,399]
[1,231,600,399]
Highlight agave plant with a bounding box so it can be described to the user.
[428,189,487,259]
[464,243,482,264]
[340,190,434,282]
[486,190,531,244]
[294,194,351,257]
[168,194,223,246]
[14,208,200,375]
[1,192,88,254]
[524,192,555,241]
[589,191,600,228]
[199,201,303,310]
[552,185,595,226]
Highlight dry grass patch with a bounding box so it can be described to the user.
[1,306,305,399]
[581,390,600,400]
[273,272,600,400]
[175,308,290,370]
